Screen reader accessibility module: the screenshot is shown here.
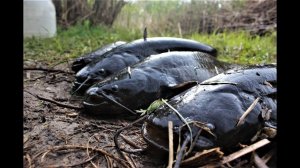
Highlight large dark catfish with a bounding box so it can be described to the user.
[71,41,127,73]
[72,37,218,94]
[143,65,276,156]
[83,51,233,117]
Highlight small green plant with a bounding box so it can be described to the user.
[136,99,166,116]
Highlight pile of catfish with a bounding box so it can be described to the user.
[71,37,276,167]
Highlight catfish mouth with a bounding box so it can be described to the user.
[83,95,109,107]
[73,80,92,89]
[83,91,114,115]
[71,81,93,95]
[83,88,138,116]
[71,59,86,72]
[72,77,101,95]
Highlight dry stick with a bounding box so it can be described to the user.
[46,154,98,168]
[50,60,70,68]
[41,145,129,168]
[181,147,224,166]
[120,134,141,149]
[129,155,137,168]
[24,90,83,110]
[90,160,99,168]
[41,150,51,162]
[24,74,47,82]
[252,152,269,168]
[185,128,202,156]
[175,121,213,158]
[96,159,101,168]
[120,152,135,168]
[236,97,260,126]
[104,155,112,168]
[162,99,193,154]
[221,139,270,165]
[174,136,191,168]
[87,134,98,168]
[23,67,74,74]
[25,153,32,168]
[261,148,275,164]
[167,121,174,168]
[114,115,148,154]
[37,94,83,110]
[104,156,110,168]
[31,150,48,164]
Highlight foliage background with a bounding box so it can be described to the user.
[24,0,276,65]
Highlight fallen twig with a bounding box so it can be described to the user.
[23,67,74,74]
[120,152,135,168]
[40,145,129,167]
[87,134,98,168]
[114,115,148,154]
[221,139,270,165]
[24,74,47,82]
[181,147,223,167]
[174,135,190,168]
[104,155,112,168]
[167,121,174,168]
[236,97,260,126]
[252,152,269,168]
[25,153,32,168]
[261,148,276,164]
[90,159,99,168]
[185,128,202,156]
[24,90,83,110]
[162,99,193,154]
[202,139,271,167]
[129,155,137,168]
[120,134,141,149]
[46,154,98,168]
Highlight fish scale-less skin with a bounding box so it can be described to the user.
[71,41,127,73]
[83,51,232,116]
[144,65,276,153]
[72,37,217,94]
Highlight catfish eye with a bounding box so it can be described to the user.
[98,68,105,75]
[111,85,119,92]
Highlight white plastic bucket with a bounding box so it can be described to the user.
[24,0,57,38]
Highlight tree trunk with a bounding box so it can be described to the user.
[50,0,126,27]
[91,0,126,26]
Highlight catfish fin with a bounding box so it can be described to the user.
[159,81,198,98]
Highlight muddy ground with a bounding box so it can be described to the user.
[23,61,164,168]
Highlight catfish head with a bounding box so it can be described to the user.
[72,52,140,94]
[83,67,198,116]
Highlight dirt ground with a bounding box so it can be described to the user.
[23,61,164,168]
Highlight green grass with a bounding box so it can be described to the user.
[188,31,277,64]
[24,25,276,66]
[24,24,142,65]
